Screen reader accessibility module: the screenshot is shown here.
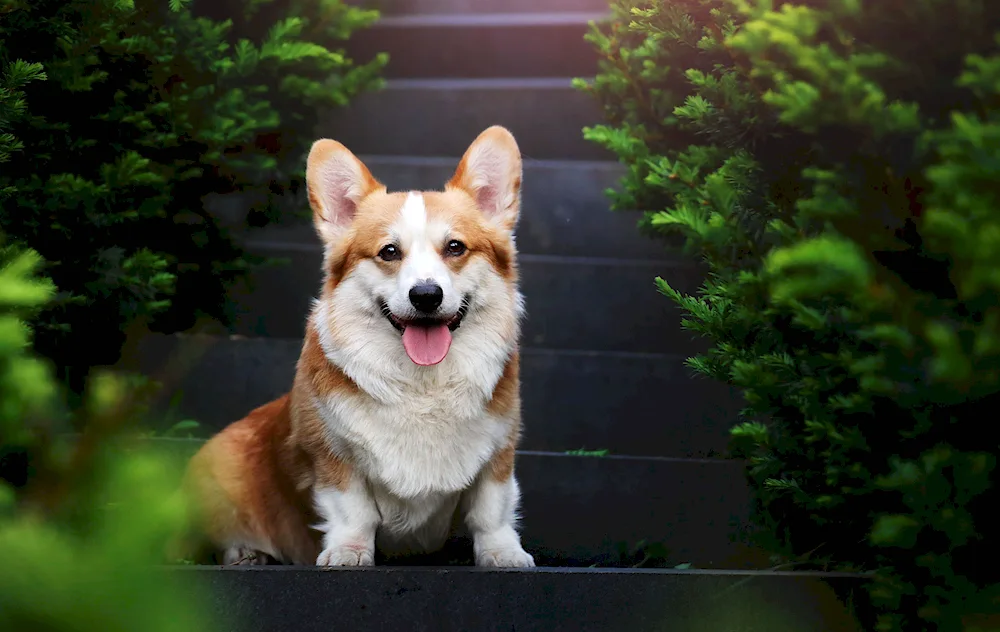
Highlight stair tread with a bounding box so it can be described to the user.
[169,332,687,361]
[130,334,739,457]
[166,561,865,632]
[375,11,607,27]
[347,0,614,16]
[348,19,600,79]
[319,79,607,160]
[357,155,622,168]
[378,77,585,89]
[149,437,732,465]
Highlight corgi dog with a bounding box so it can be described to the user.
[180,126,534,568]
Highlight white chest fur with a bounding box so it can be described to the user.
[314,384,509,554]
[316,381,511,499]
[312,299,517,499]
[309,294,519,552]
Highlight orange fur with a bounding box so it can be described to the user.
[181,396,322,564]
[487,356,521,483]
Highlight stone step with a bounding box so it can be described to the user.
[351,0,612,15]
[148,438,755,568]
[225,232,706,356]
[171,566,865,632]
[346,13,604,78]
[206,157,668,260]
[128,334,742,457]
[317,79,611,160]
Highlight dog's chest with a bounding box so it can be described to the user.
[322,383,509,497]
[372,486,460,554]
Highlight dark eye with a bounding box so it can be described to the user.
[444,240,466,257]
[378,244,401,261]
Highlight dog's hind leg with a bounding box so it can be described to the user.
[222,546,276,566]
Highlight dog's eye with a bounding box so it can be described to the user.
[444,240,466,257]
[378,244,402,261]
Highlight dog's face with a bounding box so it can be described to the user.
[306,126,523,370]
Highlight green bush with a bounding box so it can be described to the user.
[0,245,213,630]
[582,1,1000,629]
[0,0,384,394]
[0,172,207,627]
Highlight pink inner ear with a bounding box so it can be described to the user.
[474,182,501,217]
[465,149,509,217]
[320,161,364,226]
[449,131,520,224]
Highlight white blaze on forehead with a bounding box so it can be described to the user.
[396,192,452,288]
[399,191,427,232]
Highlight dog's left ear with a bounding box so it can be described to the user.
[447,126,522,232]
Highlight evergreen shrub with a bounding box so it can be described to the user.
[0,241,213,630]
[581,1,1000,628]
[0,0,384,392]
[2,95,207,627]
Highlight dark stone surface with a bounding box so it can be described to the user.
[143,437,752,568]
[225,236,707,355]
[347,16,601,78]
[349,0,613,14]
[518,349,741,457]
[514,452,753,568]
[318,79,612,161]
[207,157,671,260]
[169,566,866,632]
[516,256,704,353]
[131,335,741,457]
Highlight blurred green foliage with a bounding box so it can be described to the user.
[582,1,1000,629]
[0,0,384,396]
[0,241,211,629]
[0,0,386,624]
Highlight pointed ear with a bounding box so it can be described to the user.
[306,139,383,243]
[446,126,522,231]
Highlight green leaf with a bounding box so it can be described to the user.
[766,235,873,303]
[870,515,921,549]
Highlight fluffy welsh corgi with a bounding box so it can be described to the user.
[179,126,534,568]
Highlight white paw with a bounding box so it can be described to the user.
[476,546,536,568]
[316,545,375,567]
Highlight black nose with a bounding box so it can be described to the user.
[409,282,444,313]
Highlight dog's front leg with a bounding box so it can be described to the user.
[313,474,380,566]
[462,459,535,568]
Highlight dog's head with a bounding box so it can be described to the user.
[306,126,523,370]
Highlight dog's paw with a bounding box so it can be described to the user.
[223,547,273,566]
[316,545,375,567]
[476,546,535,568]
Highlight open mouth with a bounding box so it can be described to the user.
[379,299,470,367]
[380,300,469,334]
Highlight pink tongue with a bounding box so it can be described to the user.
[401,323,453,366]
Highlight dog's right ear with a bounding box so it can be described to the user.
[306,139,383,243]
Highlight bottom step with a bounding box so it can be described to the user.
[171,566,867,632]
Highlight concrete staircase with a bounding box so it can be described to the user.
[139,1,867,629]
